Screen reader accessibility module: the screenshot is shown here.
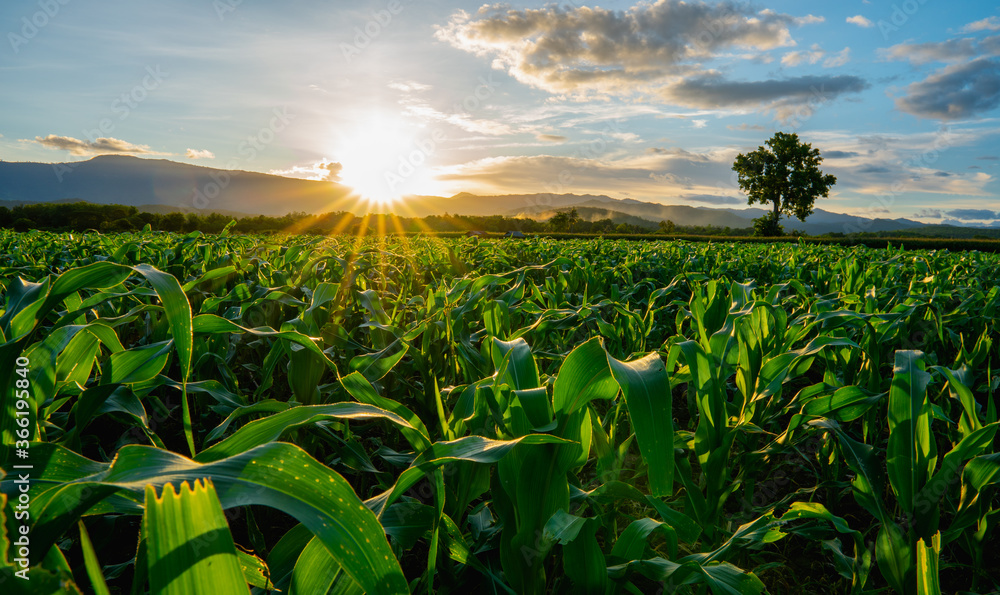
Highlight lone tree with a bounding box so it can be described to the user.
[732,132,836,236]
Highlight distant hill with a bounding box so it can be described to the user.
[0,155,937,234]
[509,201,925,236]
[0,155,364,216]
[396,192,618,218]
[566,200,756,229]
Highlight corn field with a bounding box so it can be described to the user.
[1,228,998,594]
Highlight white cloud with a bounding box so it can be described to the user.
[824,47,851,68]
[392,83,514,136]
[846,15,873,28]
[961,16,1000,33]
[782,44,825,66]
[882,35,1000,64]
[185,148,215,159]
[794,15,825,25]
[269,160,343,181]
[782,44,848,68]
[402,102,513,136]
[692,119,708,128]
[24,135,160,156]
[388,80,433,92]
[649,171,692,185]
[433,147,744,203]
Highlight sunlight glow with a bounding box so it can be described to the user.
[332,112,442,205]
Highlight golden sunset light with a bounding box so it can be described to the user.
[4,3,1000,593]
[332,112,418,204]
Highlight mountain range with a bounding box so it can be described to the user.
[0,155,931,235]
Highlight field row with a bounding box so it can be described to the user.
[1,229,998,594]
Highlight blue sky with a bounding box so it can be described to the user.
[2,0,999,224]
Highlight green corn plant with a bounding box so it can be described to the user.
[1,231,1000,594]
[3,441,409,593]
[142,479,249,594]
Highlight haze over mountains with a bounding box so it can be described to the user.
[0,155,932,235]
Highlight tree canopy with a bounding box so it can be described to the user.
[732,132,836,236]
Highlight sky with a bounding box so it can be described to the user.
[2,0,999,225]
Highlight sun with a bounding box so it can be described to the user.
[332,113,436,205]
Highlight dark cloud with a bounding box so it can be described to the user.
[644,147,711,163]
[895,58,1000,120]
[887,32,1000,120]
[945,208,1000,220]
[933,171,953,177]
[646,147,694,156]
[914,208,943,218]
[940,218,1000,227]
[858,164,891,173]
[435,1,856,116]
[26,134,156,156]
[824,150,859,158]
[662,74,869,117]
[977,155,1000,160]
[726,123,768,131]
[968,165,982,169]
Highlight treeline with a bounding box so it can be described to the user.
[3,202,998,251]
[0,203,238,233]
[830,227,1000,240]
[0,201,753,237]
